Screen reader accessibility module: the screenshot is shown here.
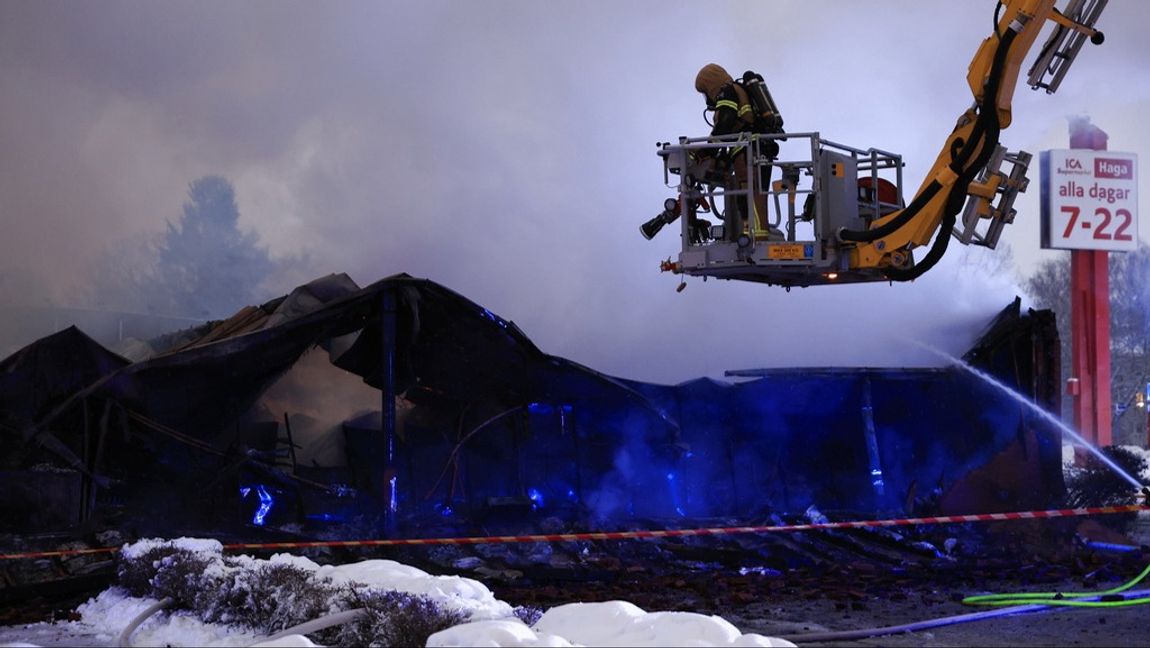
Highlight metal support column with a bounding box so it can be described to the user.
[1069,118,1112,451]
[380,288,398,535]
[860,378,885,498]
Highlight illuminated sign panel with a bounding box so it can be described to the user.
[1040,149,1139,251]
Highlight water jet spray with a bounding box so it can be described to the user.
[916,342,1144,492]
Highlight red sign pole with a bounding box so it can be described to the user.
[1069,118,1112,451]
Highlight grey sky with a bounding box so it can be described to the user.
[1,1,1146,383]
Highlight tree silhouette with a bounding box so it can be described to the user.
[150,176,275,319]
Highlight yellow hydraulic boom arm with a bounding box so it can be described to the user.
[841,0,1105,280]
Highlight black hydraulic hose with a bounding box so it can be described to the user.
[882,209,957,280]
[883,116,1002,281]
[885,113,1004,281]
[890,84,1005,281]
[837,181,942,243]
[838,24,1017,246]
[838,104,988,244]
[839,94,996,245]
[883,131,1005,281]
[943,22,1015,185]
[947,26,1016,181]
[838,102,993,245]
[836,117,985,244]
[877,26,1017,284]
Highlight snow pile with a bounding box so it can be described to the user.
[77,537,500,646]
[77,589,262,646]
[119,537,225,560]
[267,554,510,621]
[5,537,797,647]
[115,537,511,620]
[429,601,796,647]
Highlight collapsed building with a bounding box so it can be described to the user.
[0,273,1062,540]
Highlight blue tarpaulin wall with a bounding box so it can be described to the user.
[601,368,1057,518]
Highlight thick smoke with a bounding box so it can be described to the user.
[1,1,1147,381]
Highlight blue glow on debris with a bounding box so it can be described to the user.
[252,485,274,526]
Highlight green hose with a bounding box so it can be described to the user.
[963,564,1150,608]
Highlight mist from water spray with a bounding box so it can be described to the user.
[916,343,1144,490]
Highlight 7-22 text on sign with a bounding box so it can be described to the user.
[1040,149,1139,252]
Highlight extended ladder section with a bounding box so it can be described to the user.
[649,132,905,288]
[1026,0,1108,93]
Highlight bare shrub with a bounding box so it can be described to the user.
[1066,446,1148,531]
[116,543,474,646]
[512,604,543,626]
[117,546,210,605]
[318,588,468,647]
[197,563,338,634]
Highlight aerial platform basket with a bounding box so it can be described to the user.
[649,132,907,288]
[647,130,1031,289]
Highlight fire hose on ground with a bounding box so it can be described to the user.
[115,596,369,648]
[114,565,1150,646]
[779,563,1150,644]
[118,597,173,648]
[65,503,1150,646]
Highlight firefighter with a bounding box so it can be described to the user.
[694,64,783,240]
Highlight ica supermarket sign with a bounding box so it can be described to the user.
[1041,149,1139,251]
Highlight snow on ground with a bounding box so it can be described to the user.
[0,538,796,647]
[74,589,263,647]
[428,600,794,647]
[120,537,513,620]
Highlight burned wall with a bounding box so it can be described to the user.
[0,275,1063,538]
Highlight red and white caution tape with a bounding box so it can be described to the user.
[2,504,1146,561]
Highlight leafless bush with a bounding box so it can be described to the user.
[317,588,468,647]
[1066,446,1147,531]
[116,545,473,646]
[117,546,210,605]
[197,563,339,634]
[512,604,543,626]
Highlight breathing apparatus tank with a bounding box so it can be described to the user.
[740,71,783,132]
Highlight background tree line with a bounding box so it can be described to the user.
[1025,245,1150,446]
